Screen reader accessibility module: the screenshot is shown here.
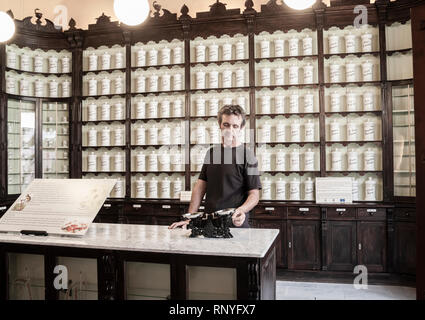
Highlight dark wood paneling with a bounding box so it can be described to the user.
[393,221,416,275]
[357,221,387,272]
[287,220,321,270]
[326,221,357,271]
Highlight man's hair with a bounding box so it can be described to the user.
[217,104,246,128]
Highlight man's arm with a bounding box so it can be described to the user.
[232,189,260,227]
[168,179,207,229]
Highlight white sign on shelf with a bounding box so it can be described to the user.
[179,191,192,202]
[315,177,353,204]
[0,179,116,236]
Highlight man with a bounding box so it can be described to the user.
[169,104,262,229]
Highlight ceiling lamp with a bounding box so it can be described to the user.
[0,11,15,42]
[283,0,316,10]
[113,0,150,26]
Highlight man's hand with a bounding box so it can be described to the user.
[168,220,190,229]
[232,208,246,227]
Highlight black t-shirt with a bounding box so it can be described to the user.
[198,144,262,228]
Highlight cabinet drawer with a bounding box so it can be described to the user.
[253,206,284,219]
[288,206,320,219]
[152,204,182,216]
[357,208,386,220]
[327,207,356,220]
[394,208,416,222]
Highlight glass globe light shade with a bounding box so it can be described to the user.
[113,0,150,26]
[283,0,316,10]
[0,11,15,42]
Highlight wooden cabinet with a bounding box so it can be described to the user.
[326,221,357,271]
[357,221,387,273]
[287,220,321,270]
[393,208,416,275]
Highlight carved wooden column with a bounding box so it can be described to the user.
[0,42,6,199]
[123,30,132,199]
[98,252,118,300]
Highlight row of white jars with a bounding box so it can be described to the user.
[132,98,184,119]
[43,114,69,124]
[6,48,71,73]
[193,67,248,89]
[85,50,125,71]
[132,123,184,145]
[255,36,314,58]
[258,148,319,171]
[326,118,379,141]
[84,126,125,147]
[132,175,185,199]
[190,123,222,144]
[85,151,125,172]
[6,74,71,97]
[85,100,125,121]
[192,96,248,116]
[326,59,377,82]
[43,103,68,111]
[261,176,315,201]
[326,32,374,54]
[133,46,184,67]
[257,64,316,86]
[193,40,247,62]
[132,72,184,93]
[257,92,317,114]
[257,119,318,143]
[132,151,184,172]
[85,75,125,96]
[326,90,377,112]
[328,148,380,171]
[43,127,69,148]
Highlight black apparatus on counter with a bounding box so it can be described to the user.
[182,208,236,238]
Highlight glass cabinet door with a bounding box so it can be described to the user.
[42,102,69,179]
[392,84,415,197]
[7,99,36,195]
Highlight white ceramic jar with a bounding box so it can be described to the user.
[290,120,301,142]
[290,149,300,171]
[147,152,158,171]
[345,62,357,82]
[87,152,97,171]
[304,177,314,200]
[303,36,313,55]
[34,55,43,73]
[235,41,245,59]
[363,91,374,111]
[172,125,182,144]
[136,48,146,67]
[364,148,376,171]
[6,75,16,94]
[137,75,146,92]
[196,98,206,116]
[114,102,124,120]
[100,102,110,121]
[260,67,271,86]
[148,125,159,145]
[328,34,339,54]
[289,65,299,85]
[173,47,183,64]
[160,47,171,65]
[331,148,342,171]
[362,60,373,81]
[261,176,272,200]
[352,178,359,201]
[290,178,300,200]
[148,177,158,198]
[346,91,357,111]
[330,91,341,112]
[275,177,286,201]
[173,73,183,90]
[88,78,97,96]
[330,120,341,141]
[160,177,171,198]
[196,124,206,144]
[260,40,270,58]
[209,70,219,88]
[161,73,171,91]
[160,100,170,118]
[275,95,285,114]
[363,120,375,141]
[148,74,158,92]
[101,126,111,146]
[260,151,271,171]
[289,37,299,56]
[275,149,286,171]
[303,64,314,84]
[62,56,70,73]
[135,101,145,119]
[196,44,206,63]
[101,77,111,95]
[88,53,97,71]
[274,39,285,57]
[304,148,315,171]
[361,33,373,52]
[236,96,246,109]
[347,122,358,141]
[289,94,299,113]
[62,79,70,97]
[235,68,245,87]
[114,153,124,171]
[209,98,219,116]
[135,177,146,198]
[304,93,314,113]
[173,99,183,117]
[196,70,206,89]
[148,48,158,66]
[222,43,232,60]
[48,56,59,73]
[147,101,158,118]
[136,152,146,171]
[274,67,285,86]
[34,79,44,97]
[158,153,171,171]
[304,120,315,142]
[260,95,271,114]
[329,63,340,82]
[275,122,286,142]
[49,79,58,98]
[113,127,123,146]
[7,49,17,68]
[208,43,219,61]
[222,69,233,88]
[173,177,183,198]
[101,52,111,70]
[88,127,97,146]
[261,121,272,143]
[100,152,110,171]
[364,177,377,201]
[115,51,124,69]
[347,149,359,171]
[344,34,356,53]
[20,53,30,71]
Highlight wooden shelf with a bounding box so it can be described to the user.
[131,117,185,123]
[325,111,382,117]
[6,67,72,77]
[256,142,320,147]
[324,81,382,88]
[82,146,126,150]
[82,120,126,125]
[255,55,318,62]
[324,51,380,59]
[82,93,126,99]
[325,141,382,146]
[255,84,319,90]
[191,59,249,67]
[82,171,126,176]
[83,68,126,76]
[189,87,250,93]
[131,171,185,175]
[131,63,185,71]
[131,90,186,96]
[256,113,320,118]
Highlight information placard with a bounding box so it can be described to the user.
[0,179,116,236]
[315,177,353,204]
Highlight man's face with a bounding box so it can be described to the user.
[219,114,244,147]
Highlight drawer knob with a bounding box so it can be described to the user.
[369,212,374,216]
[405,212,410,217]
[339,212,344,216]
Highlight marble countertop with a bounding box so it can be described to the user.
[0,223,279,258]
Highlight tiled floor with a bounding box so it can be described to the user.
[276,281,416,300]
